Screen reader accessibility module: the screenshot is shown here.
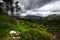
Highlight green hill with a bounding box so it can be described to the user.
[0,12,57,40]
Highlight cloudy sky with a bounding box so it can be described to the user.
[17,0,60,16]
[14,0,60,9]
[0,0,60,16]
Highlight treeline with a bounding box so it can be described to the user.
[0,0,21,16]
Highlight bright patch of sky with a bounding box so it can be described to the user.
[0,0,3,2]
[40,1,60,11]
[20,1,60,17]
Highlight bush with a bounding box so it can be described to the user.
[20,29,57,40]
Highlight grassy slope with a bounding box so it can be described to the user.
[0,12,57,40]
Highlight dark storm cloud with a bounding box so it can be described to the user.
[14,0,59,9]
[25,0,58,9]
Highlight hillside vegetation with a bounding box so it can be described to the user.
[0,12,58,40]
[39,14,60,32]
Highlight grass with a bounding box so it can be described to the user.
[0,12,57,40]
